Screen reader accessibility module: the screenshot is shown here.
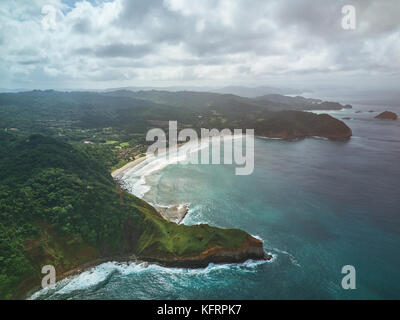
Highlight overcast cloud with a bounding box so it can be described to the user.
[0,0,399,91]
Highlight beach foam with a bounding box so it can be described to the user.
[30,258,272,299]
[120,135,244,199]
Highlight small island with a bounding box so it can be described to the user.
[375,111,398,120]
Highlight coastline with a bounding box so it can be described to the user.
[26,126,354,299]
[26,138,270,299]
[111,144,191,224]
[111,122,352,181]
[111,155,147,179]
[110,136,243,224]
[27,236,271,299]
[111,140,191,178]
[26,256,135,300]
[110,130,348,218]
[29,130,339,299]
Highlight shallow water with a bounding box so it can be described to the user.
[33,102,400,300]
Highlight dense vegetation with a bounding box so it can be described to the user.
[0,132,248,299]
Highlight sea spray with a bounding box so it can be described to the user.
[31,259,271,300]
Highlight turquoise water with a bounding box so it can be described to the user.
[33,104,400,300]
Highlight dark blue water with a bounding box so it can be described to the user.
[32,103,400,300]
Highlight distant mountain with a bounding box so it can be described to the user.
[104,86,212,93]
[103,85,302,98]
[211,86,302,98]
[106,89,350,112]
[0,88,31,93]
[1,85,304,98]
[254,94,352,110]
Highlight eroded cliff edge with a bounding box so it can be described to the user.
[139,234,272,268]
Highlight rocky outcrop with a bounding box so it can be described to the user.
[154,204,189,224]
[375,111,398,120]
[140,235,271,268]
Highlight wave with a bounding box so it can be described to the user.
[271,248,301,267]
[29,262,120,299]
[311,136,329,140]
[30,258,272,299]
[250,234,299,267]
[256,136,285,140]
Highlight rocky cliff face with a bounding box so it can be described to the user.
[139,235,271,268]
[375,111,398,120]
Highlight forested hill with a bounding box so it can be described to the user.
[0,90,352,142]
[0,132,262,299]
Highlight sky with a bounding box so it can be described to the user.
[0,0,399,92]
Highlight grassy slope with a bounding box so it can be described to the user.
[0,132,248,299]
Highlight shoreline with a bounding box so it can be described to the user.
[27,241,271,299]
[111,144,190,224]
[26,256,135,300]
[112,128,352,180]
[111,139,196,178]
[111,155,148,178]
[111,130,350,226]
[110,134,245,179]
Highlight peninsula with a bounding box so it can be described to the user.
[0,132,270,300]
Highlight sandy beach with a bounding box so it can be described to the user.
[111,155,148,179]
[110,135,243,223]
[111,141,187,178]
[111,147,190,224]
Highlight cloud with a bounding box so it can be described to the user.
[0,0,399,90]
[76,43,154,58]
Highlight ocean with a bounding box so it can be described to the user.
[31,100,400,300]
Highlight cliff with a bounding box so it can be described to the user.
[140,234,271,268]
